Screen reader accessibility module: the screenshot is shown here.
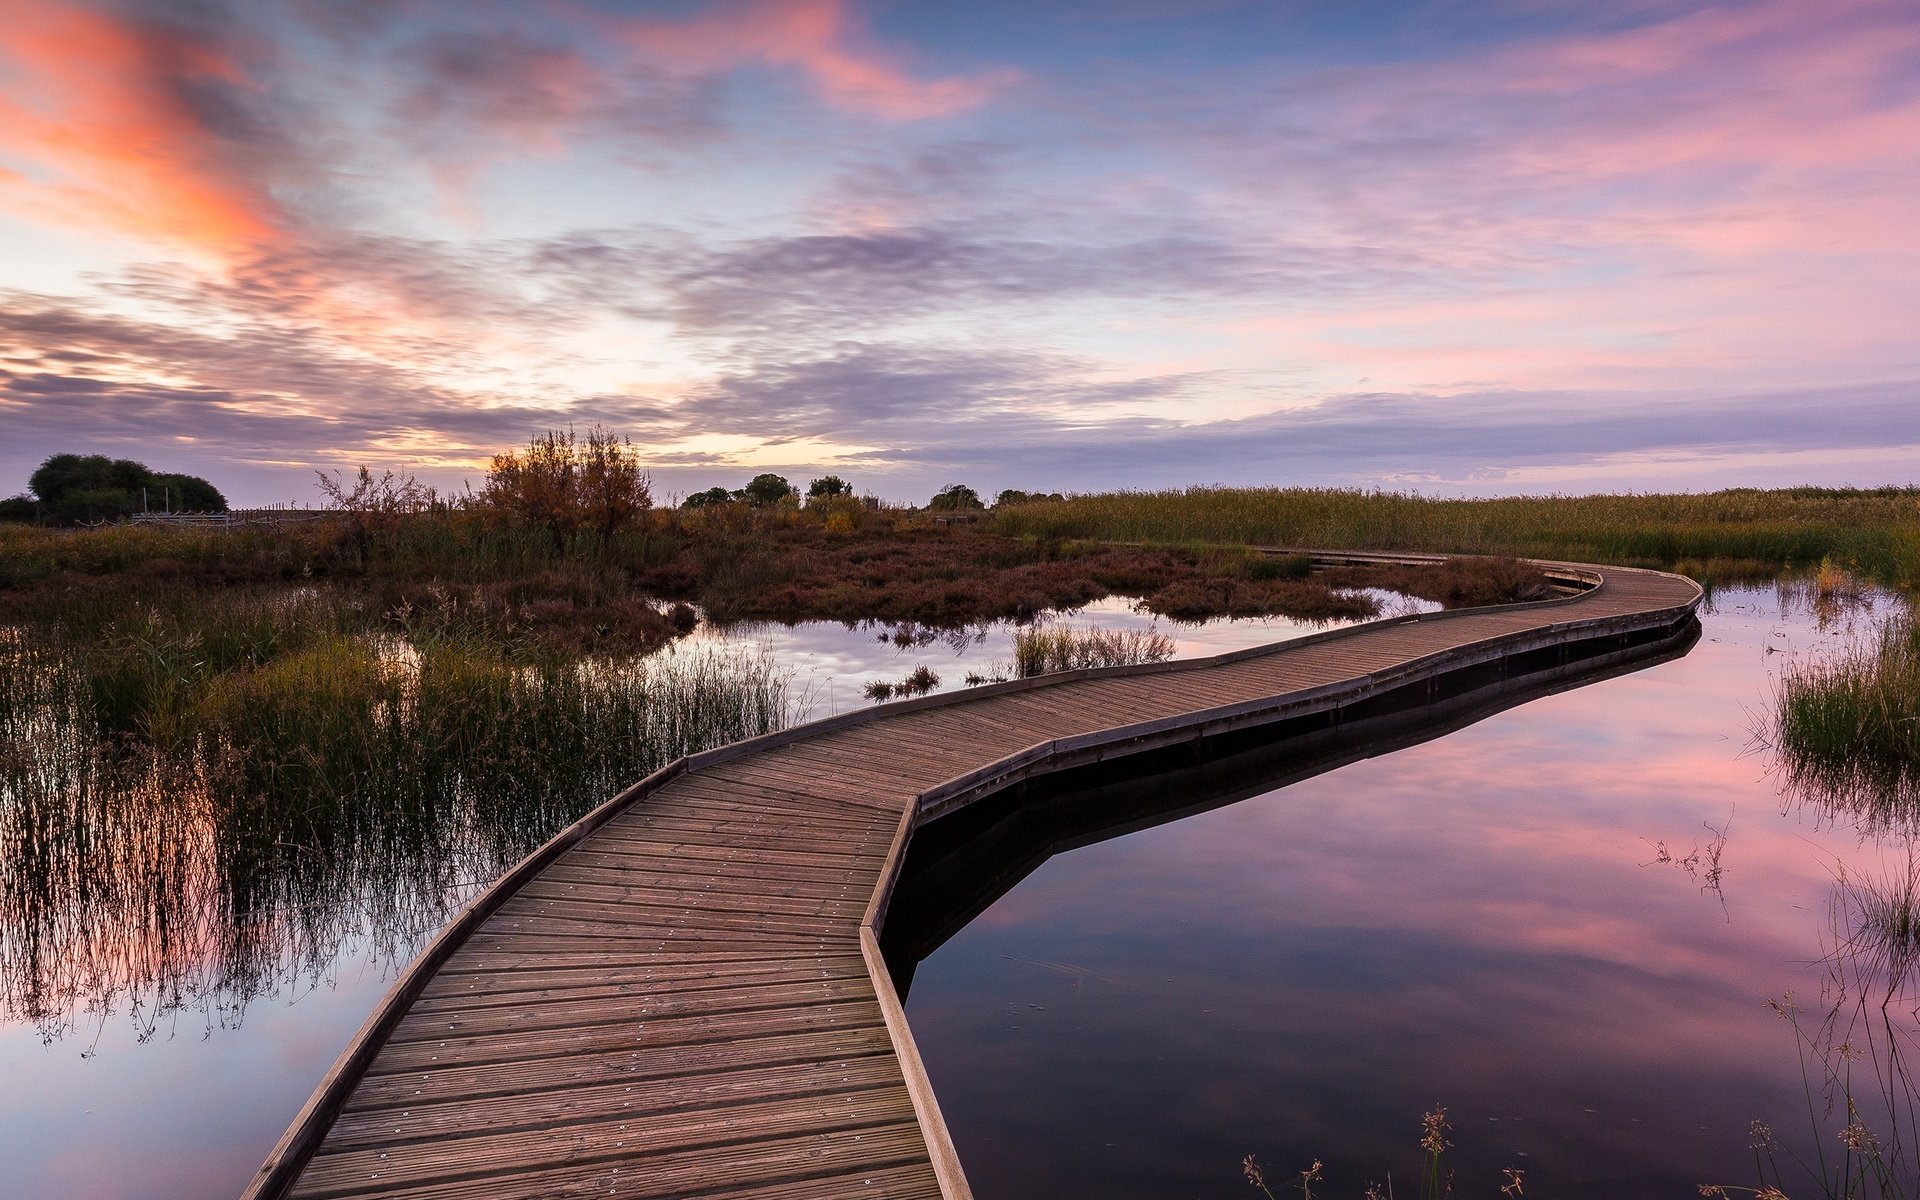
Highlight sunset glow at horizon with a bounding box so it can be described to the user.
[1,0,1916,505]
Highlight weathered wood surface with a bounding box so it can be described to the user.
[248,556,1701,1200]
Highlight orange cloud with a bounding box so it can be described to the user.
[0,0,285,254]
[618,0,1012,120]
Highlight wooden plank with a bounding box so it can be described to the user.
[557,848,877,887]
[343,1025,898,1113]
[563,836,882,869]
[416,958,870,1007]
[622,797,891,836]
[295,1088,919,1198]
[367,997,887,1075]
[514,877,868,921]
[292,1123,936,1200]
[536,861,868,901]
[324,1053,911,1151]
[671,774,911,814]
[587,821,886,855]
[389,976,878,1039]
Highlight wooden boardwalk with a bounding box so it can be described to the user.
[247,556,1701,1200]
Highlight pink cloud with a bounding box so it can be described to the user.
[615,0,1013,121]
[0,1,288,253]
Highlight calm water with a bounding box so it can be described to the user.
[0,585,1894,1197]
[898,585,1904,1198]
[690,594,1431,719]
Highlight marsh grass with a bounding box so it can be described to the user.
[1011,623,1177,677]
[992,487,1920,587]
[1773,612,1920,824]
[0,595,796,1041]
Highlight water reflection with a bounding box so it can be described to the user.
[896,588,1920,1199]
[0,637,793,1044]
[689,594,1424,718]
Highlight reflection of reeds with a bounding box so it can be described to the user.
[1777,561,1878,631]
[1720,860,1920,1200]
[863,664,940,702]
[1773,613,1920,828]
[0,603,795,1042]
[1011,624,1175,677]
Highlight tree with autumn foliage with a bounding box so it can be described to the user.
[481,426,651,544]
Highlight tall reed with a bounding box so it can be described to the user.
[1774,613,1920,824]
[0,598,796,1041]
[1011,624,1176,677]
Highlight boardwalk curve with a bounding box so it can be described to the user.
[246,553,1702,1200]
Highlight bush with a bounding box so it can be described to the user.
[480,426,651,542]
[929,483,984,511]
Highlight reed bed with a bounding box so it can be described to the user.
[1774,613,1920,825]
[0,595,796,1040]
[991,486,1920,587]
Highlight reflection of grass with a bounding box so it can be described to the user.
[863,664,940,701]
[1774,612,1920,823]
[1718,859,1920,1200]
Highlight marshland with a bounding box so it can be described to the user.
[5,455,1920,1198]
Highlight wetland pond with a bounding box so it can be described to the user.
[0,584,1907,1198]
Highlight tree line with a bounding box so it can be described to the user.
[2,454,227,525]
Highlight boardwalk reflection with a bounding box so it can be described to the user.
[881,621,1702,992]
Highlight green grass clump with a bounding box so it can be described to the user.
[1011,624,1176,677]
[1776,613,1920,820]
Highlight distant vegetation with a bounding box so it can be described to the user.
[989,486,1920,588]
[1,453,226,525]
[17,443,1536,635]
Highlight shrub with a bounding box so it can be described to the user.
[929,483,984,511]
[480,426,651,543]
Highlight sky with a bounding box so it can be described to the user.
[0,0,1916,506]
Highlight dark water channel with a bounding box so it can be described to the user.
[0,584,1902,1197]
[892,585,1905,1198]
